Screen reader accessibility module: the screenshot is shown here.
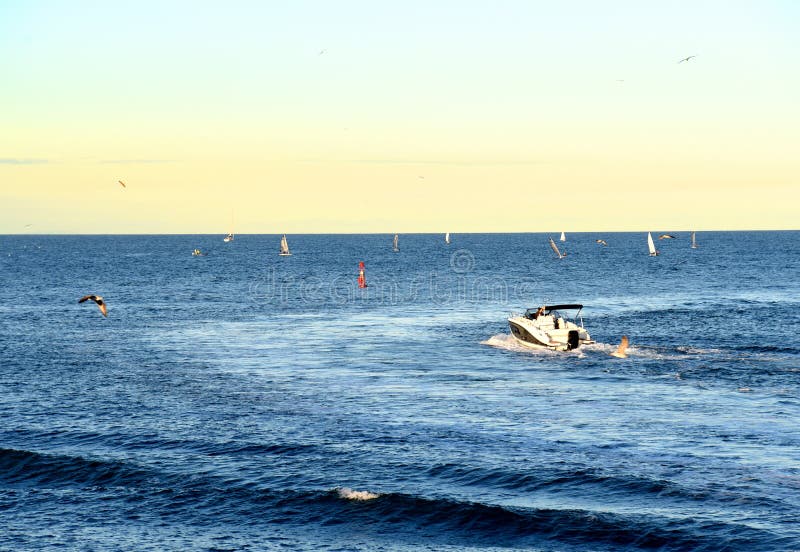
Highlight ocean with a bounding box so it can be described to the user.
[1,232,798,551]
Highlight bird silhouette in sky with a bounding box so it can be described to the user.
[678,55,696,63]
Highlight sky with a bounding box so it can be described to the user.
[1,0,798,233]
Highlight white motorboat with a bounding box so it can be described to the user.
[508,304,594,351]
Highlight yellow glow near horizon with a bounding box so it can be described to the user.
[1,1,798,232]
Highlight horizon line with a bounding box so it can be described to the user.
[3,229,798,236]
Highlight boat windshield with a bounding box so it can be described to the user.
[524,304,583,320]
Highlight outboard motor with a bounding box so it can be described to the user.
[567,330,580,350]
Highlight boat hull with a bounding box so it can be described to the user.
[508,317,592,352]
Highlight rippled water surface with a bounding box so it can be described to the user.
[1,232,798,551]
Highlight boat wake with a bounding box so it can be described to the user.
[482,334,548,353]
[483,334,698,360]
[482,334,585,357]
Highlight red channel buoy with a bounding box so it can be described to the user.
[358,261,367,288]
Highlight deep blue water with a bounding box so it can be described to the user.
[1,232,798,551]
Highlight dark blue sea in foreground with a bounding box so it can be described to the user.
[1,232,798,551]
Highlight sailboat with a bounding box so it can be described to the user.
[393,234,399,252]
[560,231,566,242]
[691,231,698,249]
[445,232,451,245]
[647,232,659,256]
[279,234,291,256]
[549,237,567,259]
[223,213,234,242]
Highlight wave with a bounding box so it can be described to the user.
[1,447,788,550]
[337,487,380,501]
[423,462,789,511]
[1,430,321,460]
[0,447,152,489]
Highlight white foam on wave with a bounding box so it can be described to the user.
[337,487,380,501]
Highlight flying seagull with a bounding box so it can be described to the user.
[596,239,608,246]
[610,336,629,358]
[659,234,677,240]
[318,49,327,56]
[678,55,696,64]
[78,295,107,317]
[118,180,126,189]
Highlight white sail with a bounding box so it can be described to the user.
[691,231,698,249]
[279,234,291,256]
[560,231,566,242]
[549,237,565,259]
[393,234,399,252]
[445,232,450,244]
[647,232,658,256]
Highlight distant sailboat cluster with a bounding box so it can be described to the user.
[213,228,698,261]
[544,231,698,259]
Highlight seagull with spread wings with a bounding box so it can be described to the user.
[79,295,108,317]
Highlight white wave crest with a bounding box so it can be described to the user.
[337,487,380,501]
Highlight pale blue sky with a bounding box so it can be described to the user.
[1,1,798,232]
